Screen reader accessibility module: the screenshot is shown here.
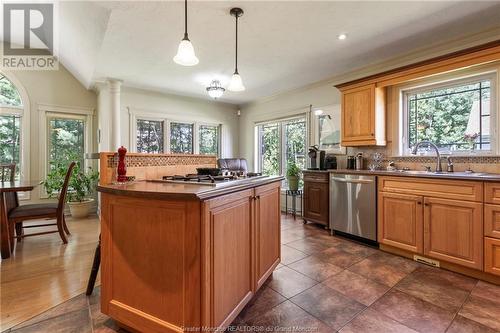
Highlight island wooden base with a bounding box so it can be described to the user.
[100,181,281,333]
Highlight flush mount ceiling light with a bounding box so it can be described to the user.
[173,0,199,66]
[337,33,347,40]
[227,7,245,92]
[206,80,225,99]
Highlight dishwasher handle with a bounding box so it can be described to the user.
[331,177,374,184]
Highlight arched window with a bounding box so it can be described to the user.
[0,73,29,183]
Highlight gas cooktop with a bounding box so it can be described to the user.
[150,173,265,187]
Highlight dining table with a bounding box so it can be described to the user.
[0,180,39,259]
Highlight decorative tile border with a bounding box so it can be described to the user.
[106,154,217,168]
[384,155,500,164]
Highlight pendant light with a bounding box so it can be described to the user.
[173,0,199,66]
[206,80,225,99]
[227,8,245,92]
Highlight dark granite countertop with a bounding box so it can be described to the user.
[97,175,284,200]
[329,169,500,181]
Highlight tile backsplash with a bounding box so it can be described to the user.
[333,147,500,174]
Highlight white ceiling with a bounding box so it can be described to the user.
[58,1,500,104]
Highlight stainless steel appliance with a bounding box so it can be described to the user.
[330,174,377,242]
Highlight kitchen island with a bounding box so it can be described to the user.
[97,176,283,333]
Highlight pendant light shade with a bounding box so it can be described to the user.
[173,0,199,66]
[228,73,245,92]
[228,8,245,92]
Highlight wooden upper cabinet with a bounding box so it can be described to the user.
[423,197,483,270]
[341,84,386,147]
[254,182,281,290]
[378,192,423,254]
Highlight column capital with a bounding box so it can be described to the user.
[107,78,123,91]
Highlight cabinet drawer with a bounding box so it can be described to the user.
[485,204,500,239]
[378,176,483,202]
[485,237,500,276]
[485,182,500,204]
[303,172,329,183]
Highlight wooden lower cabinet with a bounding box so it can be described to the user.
[378,192,423,253]
[100,180,282,333]
[423,197,483,270]
[485,237,500,276]
[485,204,500,238]
[254,183,281,289]
[303,173,329,226]
[209,191,254,327]
[206,182,281,328]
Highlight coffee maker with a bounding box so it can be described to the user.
[324,154,337,170]
[308,145,326,170]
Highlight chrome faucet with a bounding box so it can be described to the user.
[411,141,442,173]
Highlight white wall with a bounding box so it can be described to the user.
[3,66,97,203]
[117,87,240,158]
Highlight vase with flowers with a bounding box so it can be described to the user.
[464,133,479,154]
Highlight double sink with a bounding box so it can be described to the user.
[395,170,490,177]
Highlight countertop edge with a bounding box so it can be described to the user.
[329,169,500,181]
[97,176,285,201]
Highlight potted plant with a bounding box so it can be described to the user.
[42,161,99,219]
[286,161,301,191]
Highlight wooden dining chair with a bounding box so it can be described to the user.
[8,162,76,248]
[1,164,22,241]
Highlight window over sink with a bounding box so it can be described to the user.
[401,71,497,155]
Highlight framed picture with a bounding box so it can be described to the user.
[315,105,346,154]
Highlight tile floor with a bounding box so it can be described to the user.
[4,215,500,333]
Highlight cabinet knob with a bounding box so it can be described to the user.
[417,201,422,205]
[424,203,429,206]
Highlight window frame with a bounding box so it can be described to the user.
[254,114,309,177]
[0,72,30,200]
[129,109,222,156]
[38,104,94,199]
[399,70,498,156]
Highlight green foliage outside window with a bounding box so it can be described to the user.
[408,80,491,152]
[137,119,164,153]
[170,122,193,154]
[199,125,219,155]
[0,115,21,178]
[49,117,85,169]
[260,123,280,176]
[0,75,22,107]
[258,118,306,188]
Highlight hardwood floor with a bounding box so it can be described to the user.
[0,215,100,331]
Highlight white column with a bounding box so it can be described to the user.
[108,79,122,150]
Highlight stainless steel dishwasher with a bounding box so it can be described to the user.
[330,174,377,242]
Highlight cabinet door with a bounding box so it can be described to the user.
[424,198,483,269]
[254,183,281,290]
[342,84,375,143]
[485,237,500,276]
[378,192,423,253]
[484,204,500,239]
[209,192,254,327]
[303,181,329,225]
